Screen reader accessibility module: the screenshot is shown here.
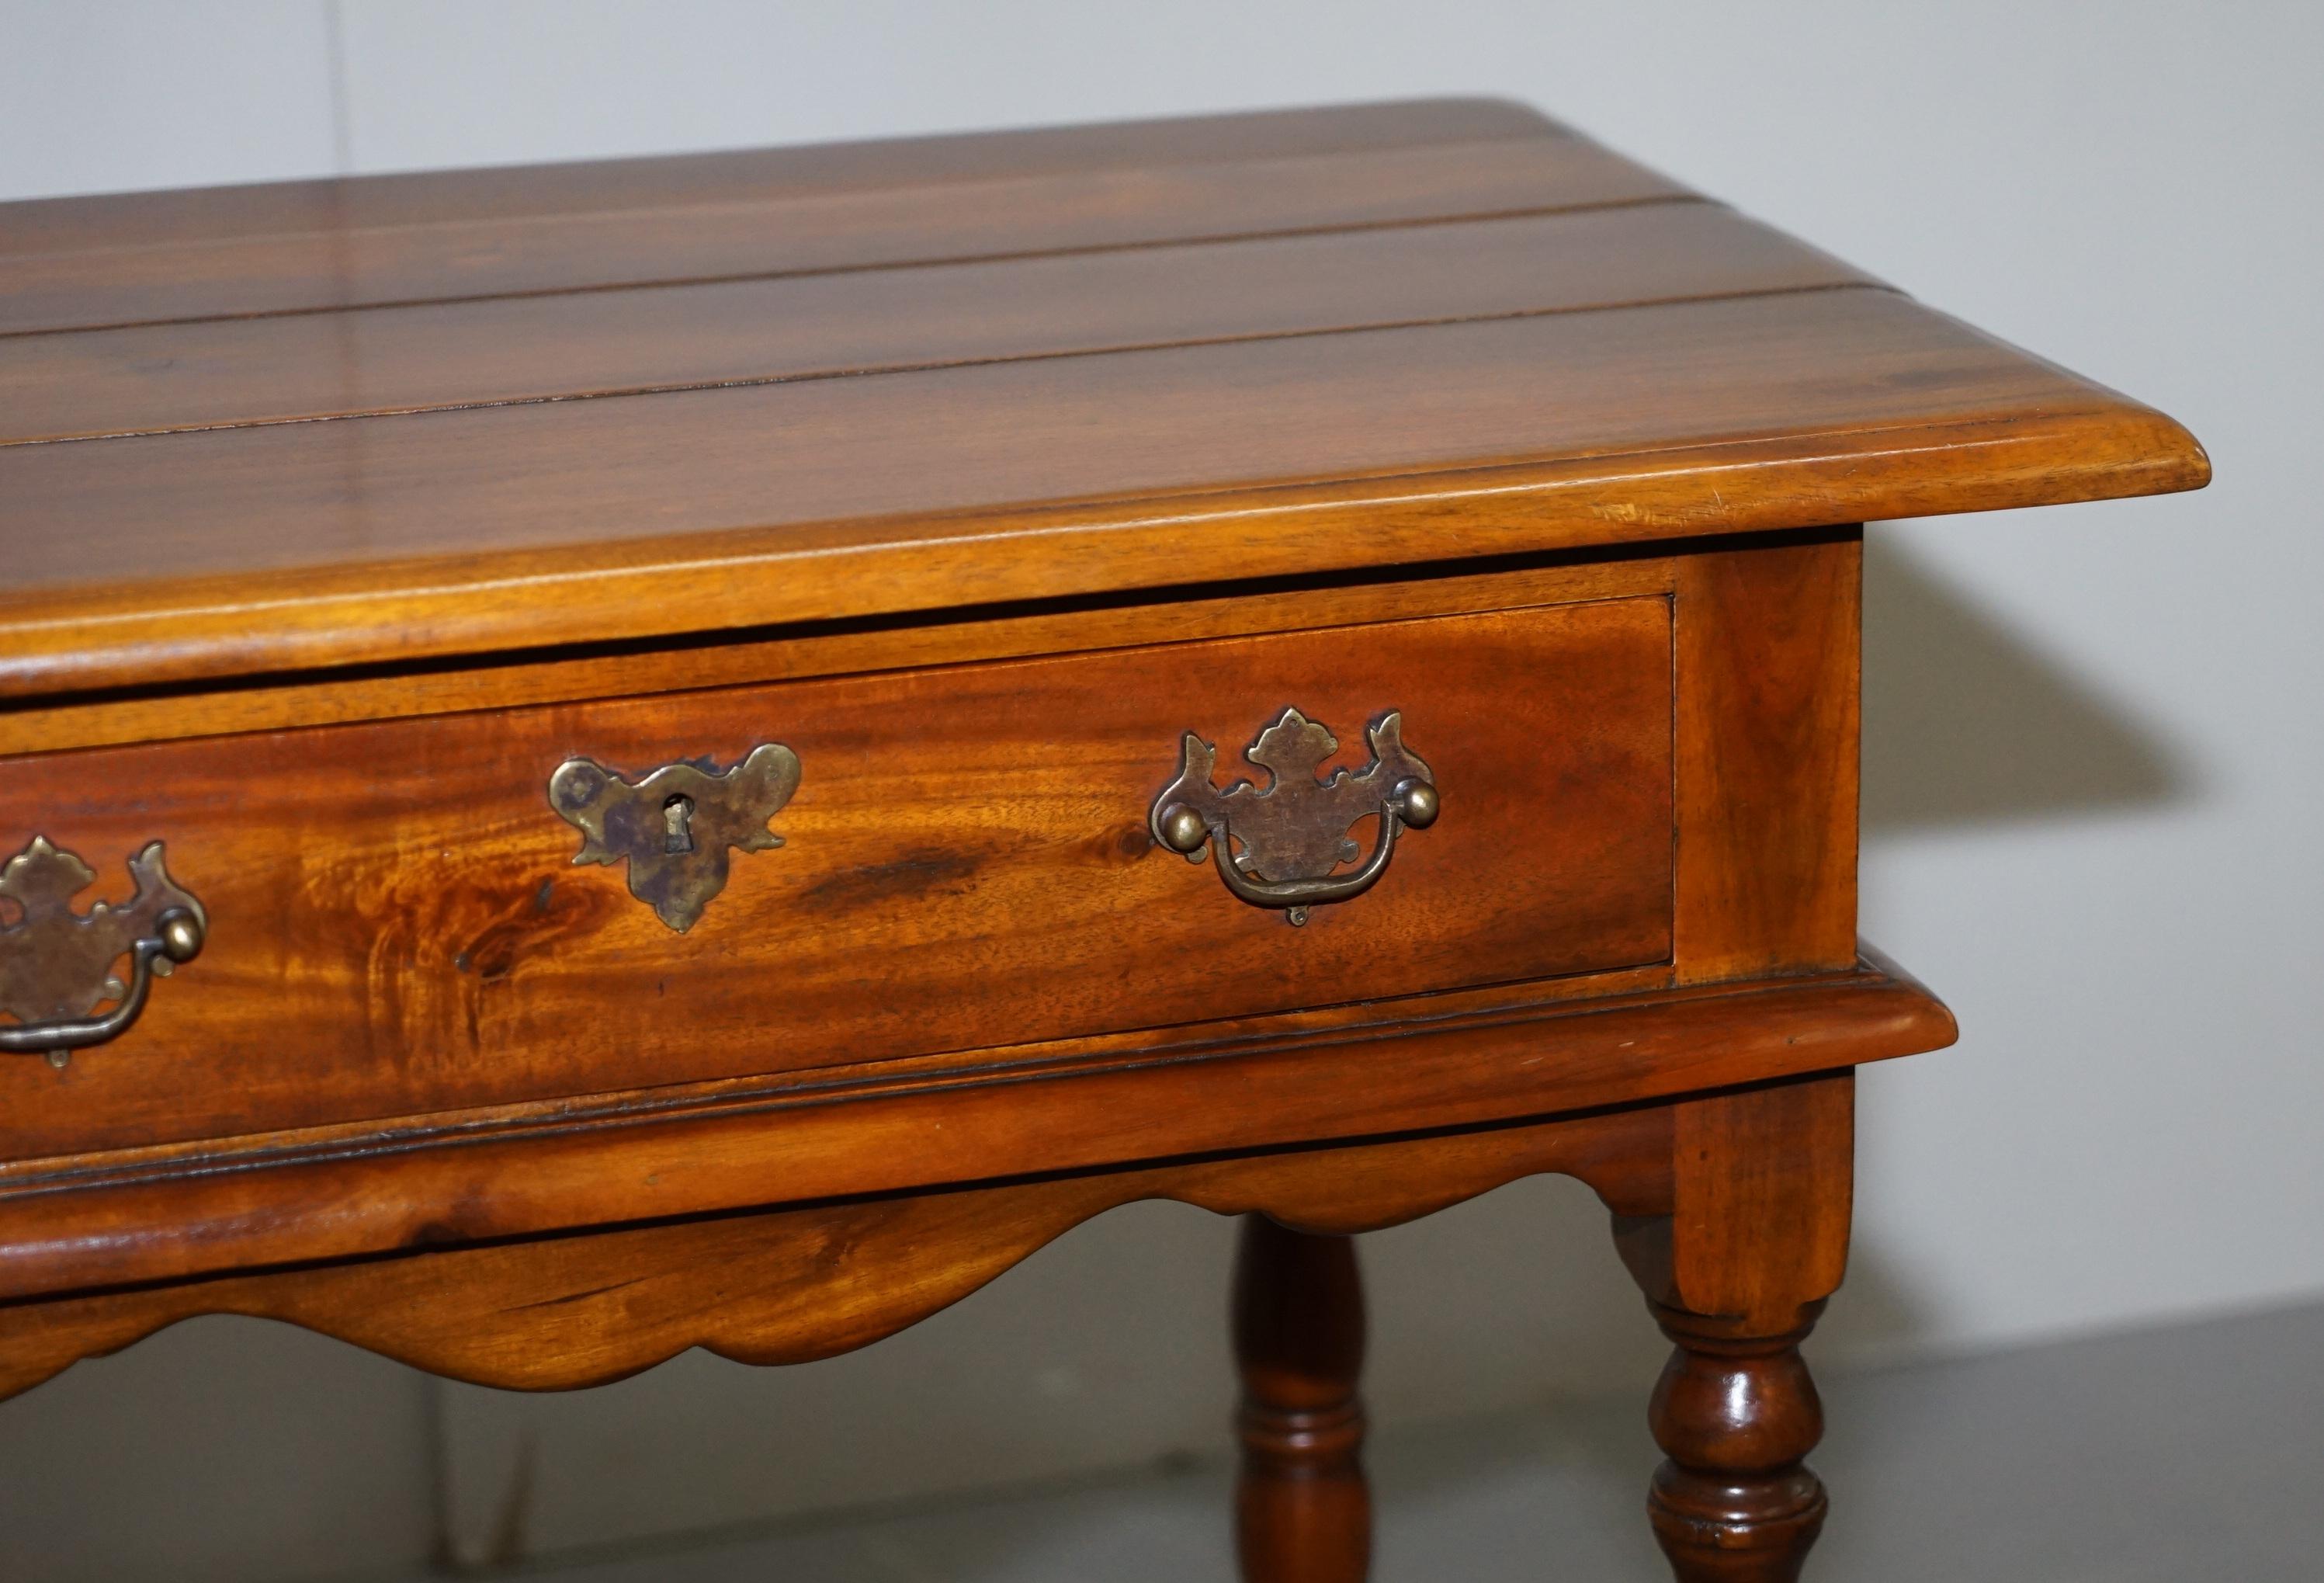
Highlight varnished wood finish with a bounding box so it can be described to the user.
[0,1099,1677,1403]
[1615,1074,1854,1580]
[0,100,2208,1579]
[1234,1217,1371,1582]
[0,100,1560,259]
[1676,533,1862,981]
[0,955,1947,1302]
[0,290,2204,700]
[1,120,1677,335]
[0,552,1674,759]
[7,205,1867,446]
[0,595,1674,1157]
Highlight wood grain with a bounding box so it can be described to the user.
[1614,1074,1854,1579]
[0,99,1566,258]
[1234,1217,1372,1582]
[2,204,1867,446]
[0,597,1676,1158]
[1,137,1681,335]
[0,290,2207,701]
[0,1099,1672,1404]
[1675,531,1863,982]
[0,553,1674,759]
[0,954,1950,1302]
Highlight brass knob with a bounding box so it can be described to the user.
[154,908,205,968]
[1391,777,1440,830]
[1157,802,1211,855]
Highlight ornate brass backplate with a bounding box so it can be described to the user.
[1150,707,1438,925]
[0,837,207,1067]
[548,744,801,932]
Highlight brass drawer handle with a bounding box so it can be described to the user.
[0,838,207,1068]
[1150,707,1438,925]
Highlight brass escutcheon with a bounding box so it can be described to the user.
[0,837,207,1067]
[1150,707,1438,925]
[548,744,801,932]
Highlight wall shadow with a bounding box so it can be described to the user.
[1861,533,2191,835]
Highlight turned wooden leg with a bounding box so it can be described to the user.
[1615,1073,1853,1582]
[1232,1213,1370,1583]
[1642,1300,1829,1580]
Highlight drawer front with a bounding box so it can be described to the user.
[0,596,1673,1156]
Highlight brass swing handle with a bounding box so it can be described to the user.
[0,911,204,1064]
[1148,707,1440,926]
[0,838,209,1068]
[1156,775,1438,919]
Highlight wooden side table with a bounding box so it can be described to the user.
[0,100,2204,1579]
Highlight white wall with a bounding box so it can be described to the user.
[2,2,2317,1575]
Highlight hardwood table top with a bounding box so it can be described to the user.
[0,97,2203,703]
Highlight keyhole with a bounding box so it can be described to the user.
[663,794,696,854]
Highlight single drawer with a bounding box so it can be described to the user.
[0,595,1674,1157]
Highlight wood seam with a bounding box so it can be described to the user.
[0,190,1699,342]
[0,560,1681,755]
[0,961,1895,1203]
[0,108,1585,259]
[5,279,1896,450]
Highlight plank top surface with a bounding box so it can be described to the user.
[0,98,2205,699]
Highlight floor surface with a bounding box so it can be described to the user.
[487,1300,2324,1581]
